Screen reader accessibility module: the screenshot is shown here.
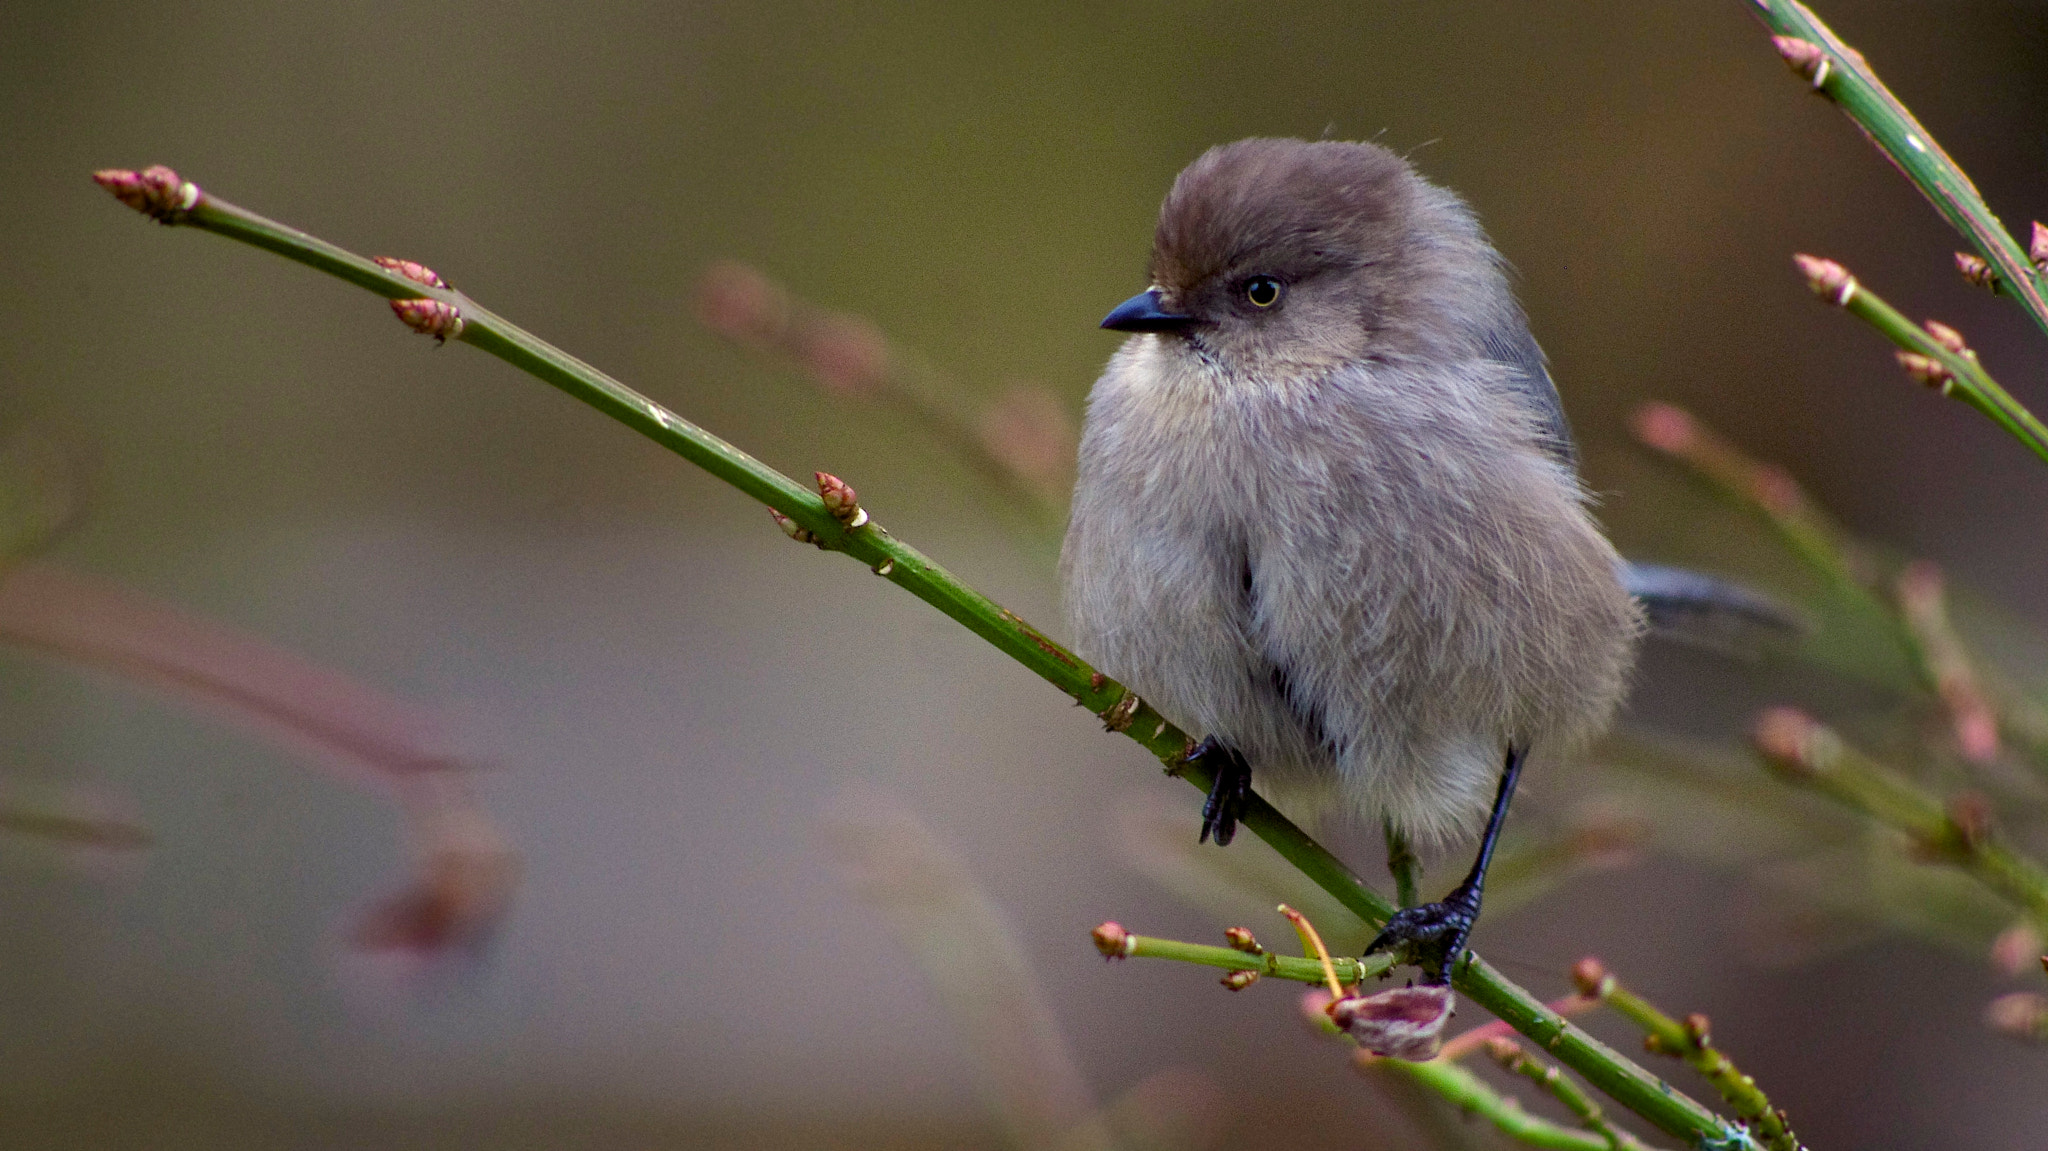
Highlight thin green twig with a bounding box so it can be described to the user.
[1791,255,2048,465]
[1631,402,2048,775]
[1372,1057,1640,1151]
[1748,0,2048,338]
[1486,1036,1656,1151]
[1755,707,2048,929]
[1090,921,1390,986]
[1574,959,1803,1151]
[91,167,1760,1151]
[1384,820,1422,909]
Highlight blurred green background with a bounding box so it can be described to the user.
[3,1,2047,1147]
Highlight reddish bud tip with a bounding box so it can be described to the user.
[1092,921,1135,959]
[814,471,867,527]
[1630,402,1698,455]
[2031,222,2048,272]
[1896,351,1952,391]
[1748,465,1804,517]
[390,298,464,343]
[1329,985,1455,1062]
[1955,252,2001,292]
[693,260,792,345]
[1224,926,1264,955]
[977,385,1079,492]
[1771,37,1830,88]
[1957,711,2001,765]
[1754,706,1829,776]
[373,257,448,289]
[1483,1035,1524,1063]
[1220,969,1260,991]
[798,314,892,397]
[1989,923,2043,977]
[1683,1012,1713,1048]
[352,842,520,957]
[1566,813,1647,869]
[1570,956,1613,998]
[1896,559,1944,606]
[93,165,197,223]
[1986,992,2048,1041]
[1922,320,1969,356]
[1794,254,1856,306]
[1088,672,1107,691]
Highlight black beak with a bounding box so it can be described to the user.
[1100,289,1194,333]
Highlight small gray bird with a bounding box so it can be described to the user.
[1061,137,1643,983]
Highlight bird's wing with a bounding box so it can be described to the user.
[1480,319,1578,469]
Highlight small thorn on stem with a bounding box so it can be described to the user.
[390,298,464,343]
[1771,36,1831,90]
[373,257,449,289]
[1091,920,1135,959]
[1955,252,2002,293]
[1793,254,1856,306]
[768,509,822,547]
[814,471,868,528]
[92,165,198,223]
[1099,692,1140,733]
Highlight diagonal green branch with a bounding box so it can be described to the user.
[1755,706,2048,930]
[1791,255,2048,465]
[1748,0,2048,338]
[92,167,1760,1151]
[1576,958,1803,1151]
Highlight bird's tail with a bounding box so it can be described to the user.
[1619,560,1806,657]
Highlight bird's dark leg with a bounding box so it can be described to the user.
[1184,735,1253,846]
[1364,746,1527,985]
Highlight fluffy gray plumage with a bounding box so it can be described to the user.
[1061,138,1642,845]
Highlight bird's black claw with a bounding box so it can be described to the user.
[1186,736,1253,846]
[1364,892,1479,986]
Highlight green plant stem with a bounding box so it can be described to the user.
[1819,267,2048,465]
[1591,972,1803,1151]
[100,173,1759,1151]
[1749,0,2048,338]
[1111,929,1392,985]
[1632,402,1880,603]
[1372,1058,1637,1151]
[1757,709,2048,929]
[1385,819,1421,909]
[1487,1040,1654,1151]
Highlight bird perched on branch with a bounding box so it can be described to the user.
[1061,137,1645,987]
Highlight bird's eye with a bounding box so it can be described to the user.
[1243,276,1283,308]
